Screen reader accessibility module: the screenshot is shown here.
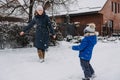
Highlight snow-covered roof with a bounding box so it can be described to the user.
[46,0,108,16]
[0,0,108,19]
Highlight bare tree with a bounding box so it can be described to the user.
[0,0,79,22]
[0,0,28,19]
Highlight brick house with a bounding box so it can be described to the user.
[47,0,120,36]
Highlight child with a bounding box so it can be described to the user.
[72,23,98,80]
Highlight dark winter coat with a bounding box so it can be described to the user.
[23,13,55,50]
[72,33,97,60]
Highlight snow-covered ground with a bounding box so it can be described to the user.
[0,41,120,80]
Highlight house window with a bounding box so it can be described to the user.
[118,4,119,13]
[112,2,118,13]
[119,4,120,13]
[112,2,114,12]
[108,20,113,28]
[115,2,117,13]
[108,20,114,34]
[112,2,115,13]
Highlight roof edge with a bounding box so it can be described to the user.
[99,0,108,12]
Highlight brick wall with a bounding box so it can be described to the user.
[100,0,120,30]
[70,13,103,35]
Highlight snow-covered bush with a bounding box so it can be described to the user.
[0,23,34,49]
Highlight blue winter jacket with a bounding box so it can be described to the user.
[72,35,97,60]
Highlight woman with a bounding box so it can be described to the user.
[72,23,98,80]
[20,5,55,63]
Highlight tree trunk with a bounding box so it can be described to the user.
[29,0,34,22]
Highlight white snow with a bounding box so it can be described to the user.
[0,41,120,80]
[46,0,107,16]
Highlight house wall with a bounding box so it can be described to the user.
[100,0,120,30]
[70,13,103,35]
[55,16,65,24]
[54,13,103,35]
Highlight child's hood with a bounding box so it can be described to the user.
[84,32,98,45]
[85,35,97,45]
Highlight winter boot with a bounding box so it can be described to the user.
[42,51,45,59]
[40,59,44,63]
[38,50,45,63]
[82,78,90,80]
[38,50,42,59]
[41,51,45,63]
[91,74,96,79]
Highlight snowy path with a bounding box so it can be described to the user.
[0,41,120,80]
